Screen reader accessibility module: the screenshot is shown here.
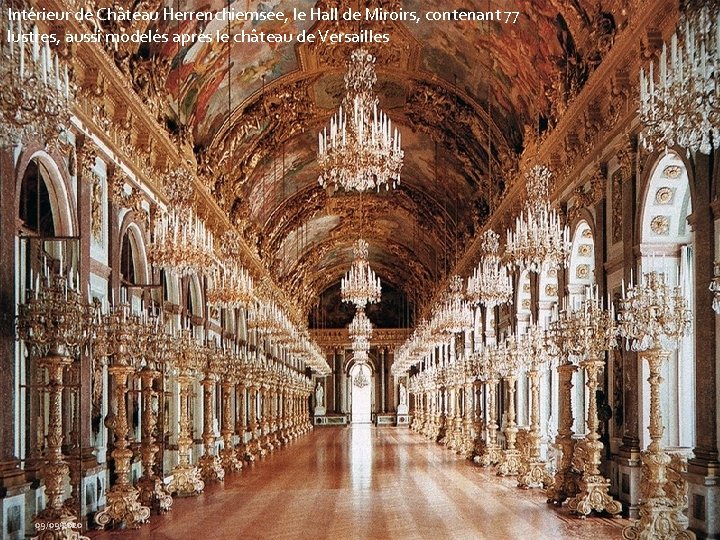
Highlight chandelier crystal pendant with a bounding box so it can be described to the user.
[353,365,370,388]
[341,239,382,308]
[467,229,514,308]
[317,48,403,192]
[349,308,373,341]
[506,165,570,273]
[639,2,720,154]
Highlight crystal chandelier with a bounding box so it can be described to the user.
[0,16,72,148]
[206,261,254,309]
[149,206,215,277]
[506,165,570,273]
[150,168,215,277]
[430,275,474,337]
[317,48,403,192]
[639,2,719,154]
[353,365,370,388]
[618,271,692,351]
[349,308,373,341]
[467,230,514,307]
[341,239,382,308]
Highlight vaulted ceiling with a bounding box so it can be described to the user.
[127,0,625,315]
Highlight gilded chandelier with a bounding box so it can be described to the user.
[0,15,72,148]
[639,2,719,154]
[430,275,473,337]
[207,261,254,309]
[318,48,403,192]
[467,230,513,308]
[150,168,215,277]
[506,166,570,273]
[341,239,382,308]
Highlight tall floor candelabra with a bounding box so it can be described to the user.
[517,324,554,489]
[17,269,92,540]
[136,319,172,513]
[472,348,502,467]
[94,301,151,528]
[497,338,523,477]
[198,343,225,483]
[168,331,205,497]
[564,288,622,517]
[619,271,694,540]
[220,349,243,473]
[546,303,581,505]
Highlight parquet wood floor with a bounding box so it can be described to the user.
[90,425,628,539]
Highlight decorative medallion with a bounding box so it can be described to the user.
[581,228,593,238]
[650,215,670,235]
[662,165,682,179]
[545,284,558,297]
[522,299,531,309]
[523,283,531,293]
[578,244,593,257]
[654,187,675,205]
[576,264,590,279]
[548,268,558,277]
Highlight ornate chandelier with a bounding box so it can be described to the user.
[0,17,72,148]
[150,206,215,277]
[318,48,403,192]
[506,165,570,273]
[349,308,373,341]
[206,261,254,309]
[150,168,215,277]
[467,230,514,307]
[639,2,719,154]
[353,365,370,388]
[430,275,474,337]
[341,239,382,308]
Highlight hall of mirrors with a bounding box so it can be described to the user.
[0,0,719,538]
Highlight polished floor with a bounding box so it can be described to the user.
[90,426,628,539]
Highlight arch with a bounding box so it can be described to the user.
[186,272,204,318]
[567,220,595,291]
[118,221,150,287]
[15,150,76,236]
[349,363,373,424]
[637,151,695,449]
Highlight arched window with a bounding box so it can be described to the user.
[120,234,137,286]
[18,158,55,236]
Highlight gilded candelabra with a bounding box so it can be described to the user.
[546,304,582,505]
[198,343,225,483]
[516,325,554,489]
[619,271,694,540]
[17,268,92,540]
[472,348,502,467]
[168,331,205,497]
[136,319,173,513]
[496,338,523,477]
[561,289,622,517]
[94,300,151,529]
[219,349,243,473]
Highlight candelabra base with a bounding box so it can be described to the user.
[567,474,622,517]
[220,446,243,473]
[32,506,89,540]
[518,458,552,489]
[237,444,255,464]
[497,449,522,477]
[94,485,151,529]
[168,464,204,497]
[474,441,502,467]
[137,476,173,514]
[546,467,581,505]
[622,496,696,540]
[199,454,225,483]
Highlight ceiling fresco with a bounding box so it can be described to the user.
[106,0,626,322]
